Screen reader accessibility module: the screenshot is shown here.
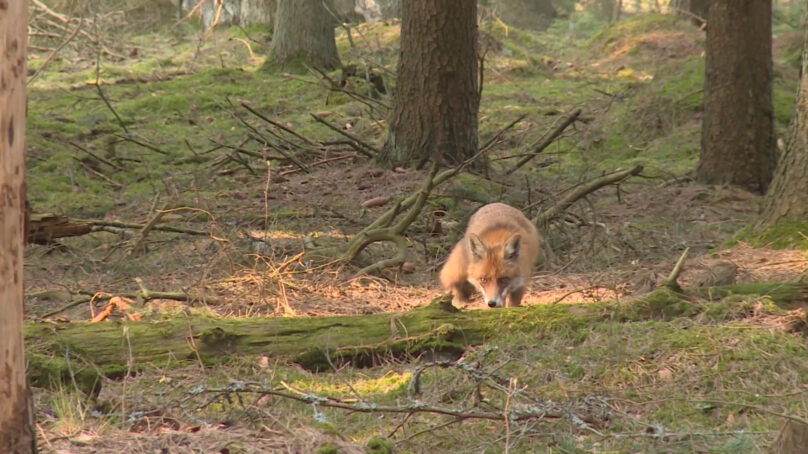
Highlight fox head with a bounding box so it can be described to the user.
[466,233,524,308]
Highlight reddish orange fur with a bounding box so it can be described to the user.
[439,203,540,308]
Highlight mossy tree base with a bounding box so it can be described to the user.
[26,283,808,393]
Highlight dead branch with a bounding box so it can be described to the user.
[278,153,358,177]
[309,113,379,158]
[87,219,209,236]
[506,108,581,175]
[240,101,319,147]
[68,141,125,171]
[663,247,690,292]
[245,133,310,173]
[27,19,83,85]
[128,207,167,257]
[479,113,527,154]
[190,382,564,423]
[344,162,439,277]
[114,134,169,155]
[533,165,643,227]
[92,49,129,133]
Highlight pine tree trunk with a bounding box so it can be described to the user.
[0,2,35,452]
[239,0,274,26]
[269,0,341,71]
[697,0,775,194]
[381,0,479,167]
[757,24,808,227]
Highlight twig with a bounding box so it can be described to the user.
[128,206,167,257]
[189,382,564,422]
[479,114,527,154]
[240,102,319,147]
[68,141,124,171]
[663,247,690,292]
[506,108,581,175]
[72,157,123,188]
[93,49,128,133]
[533,165,643,227]
[114,134,169,155]
[86,219,208,236]
[278,153,358,177]
[309,113,379,158]
[245,133,309,173]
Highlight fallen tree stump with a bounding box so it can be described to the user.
[28,213,92,244]
[26,212,209,244]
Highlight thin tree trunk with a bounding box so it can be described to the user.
[381,0,479,167]
[0,1,35,452]
[697,0,775,194]
[757,22,808,227]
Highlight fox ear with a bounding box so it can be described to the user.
[504,234,521,261]
[468,234,487,261]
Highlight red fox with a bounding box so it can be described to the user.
[439,203,540,308]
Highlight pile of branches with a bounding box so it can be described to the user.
[27,0,130,67]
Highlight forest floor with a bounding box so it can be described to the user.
[23,2,808,453]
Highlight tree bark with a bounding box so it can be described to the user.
[269,0,341,71]
[697,0,775,194]
[0,1,35,452]
[239,0,274,26]
[757,22,808,227]
[381,0,479,167]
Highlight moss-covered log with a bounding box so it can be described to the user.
[25,282,808,392]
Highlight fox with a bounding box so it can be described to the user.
[439,203,541,308]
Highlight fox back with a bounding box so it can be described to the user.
[439,203,540,308]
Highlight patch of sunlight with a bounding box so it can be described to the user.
[291,371,411,399]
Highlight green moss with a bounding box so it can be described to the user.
[618,287,696,320]
[315,443,340,454]
[366,437,395,454]
[27,353,103,397]
[730,222,808,250]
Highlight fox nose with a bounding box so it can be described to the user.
[487,300,497,308]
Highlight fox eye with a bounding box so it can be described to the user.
[479,277,488,285]
[497,277,509,286]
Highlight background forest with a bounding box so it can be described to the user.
[5,0,808,452]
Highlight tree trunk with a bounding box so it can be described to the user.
[201,0,240,28]
[697,0,775,194]
[268,0,341,71]
[757,23,808,227]
[0,2,35,452]
[381,0,479,167]
[239,0,274,26]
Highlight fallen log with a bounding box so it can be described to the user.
[28,213,92,244]
[25,282,808,395]
[26,213,208,244]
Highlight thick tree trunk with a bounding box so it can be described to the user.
[697,0,775,194]
[0,2,35,452]
[239,0,274,26]
[757,24,808,227]
[269,0,341,71]
[381,0,479,167]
